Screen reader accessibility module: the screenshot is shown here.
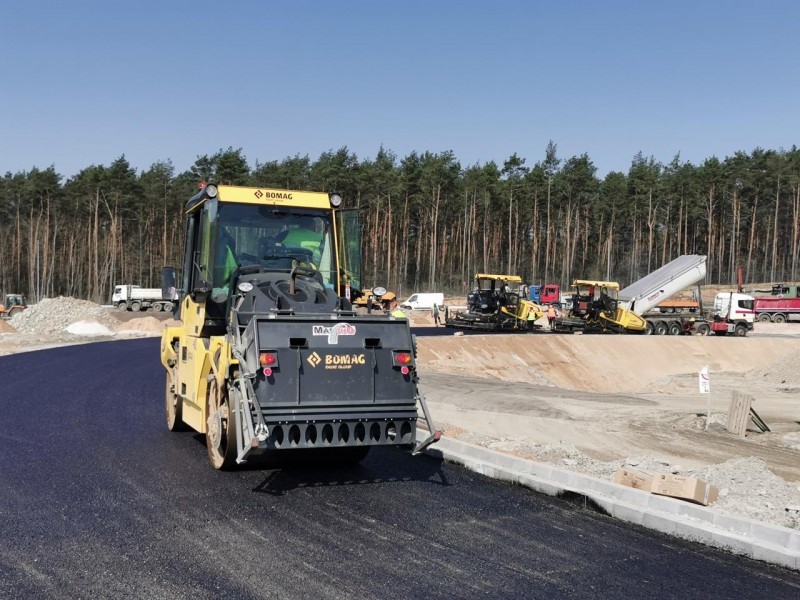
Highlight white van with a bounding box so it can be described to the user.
[400,293,444,310]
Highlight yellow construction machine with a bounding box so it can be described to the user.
[160,184,440,469]
[0,294,28,319]
[352,287,396,313]
[551,280,646,333]
[445,274,544,331]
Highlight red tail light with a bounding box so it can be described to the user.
[259,352,278,366]
[393,351,413,369]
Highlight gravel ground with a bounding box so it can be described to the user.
[457,430,800,529]
[749,346,800,386]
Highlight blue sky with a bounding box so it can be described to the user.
[1,0,797,180]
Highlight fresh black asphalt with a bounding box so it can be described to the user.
[1,338,798,599]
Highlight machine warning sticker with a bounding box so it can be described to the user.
[312,323,356,344]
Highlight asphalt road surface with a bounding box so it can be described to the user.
[1,339,799,599]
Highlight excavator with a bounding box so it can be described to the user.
[445,274,544,332]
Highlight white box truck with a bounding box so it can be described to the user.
[112,285,174,312]
[400,292,444,310]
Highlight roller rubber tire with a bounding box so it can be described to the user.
[165,372,187,431]
[206,379,238,470]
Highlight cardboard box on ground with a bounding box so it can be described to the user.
[614,466,653,491]
[615,467,719,506]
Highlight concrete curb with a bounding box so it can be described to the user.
[422,432,800,571]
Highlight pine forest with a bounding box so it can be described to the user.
[1,143,799,303]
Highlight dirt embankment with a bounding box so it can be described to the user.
[417,333,799,393]
[416,327,800,528]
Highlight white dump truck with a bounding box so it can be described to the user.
[112,285,174,312]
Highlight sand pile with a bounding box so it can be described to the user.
[66,321,115,336]
[115,316,170,336]
[9,296,119,335]
[0,320,16,334]
[748,346,800,386]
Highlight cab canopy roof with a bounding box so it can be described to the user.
[475,274,523,283]
[186,184,333,212]
[572,280,620,291]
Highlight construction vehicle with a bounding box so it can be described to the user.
[549,280,629,333]
[160,184,440,470]
[653,299,700,314]
[352,287,396,313]
[753,284,800,323]
[112,284,175,312]
[551,255,753,336]
[710,292,755,336]
[445,274,544,332]
[0,294,28,319]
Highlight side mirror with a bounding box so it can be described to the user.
[161,267,179,301]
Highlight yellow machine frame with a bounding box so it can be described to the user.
[475,273,544,326]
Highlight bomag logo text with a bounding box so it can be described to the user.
[254,190,293,200]
[324,353,366,370]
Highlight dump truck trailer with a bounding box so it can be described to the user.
[754,284,800,323]
[160,183,440,469]
[618,254,708,335]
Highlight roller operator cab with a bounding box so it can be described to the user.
[160,184,440,469]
